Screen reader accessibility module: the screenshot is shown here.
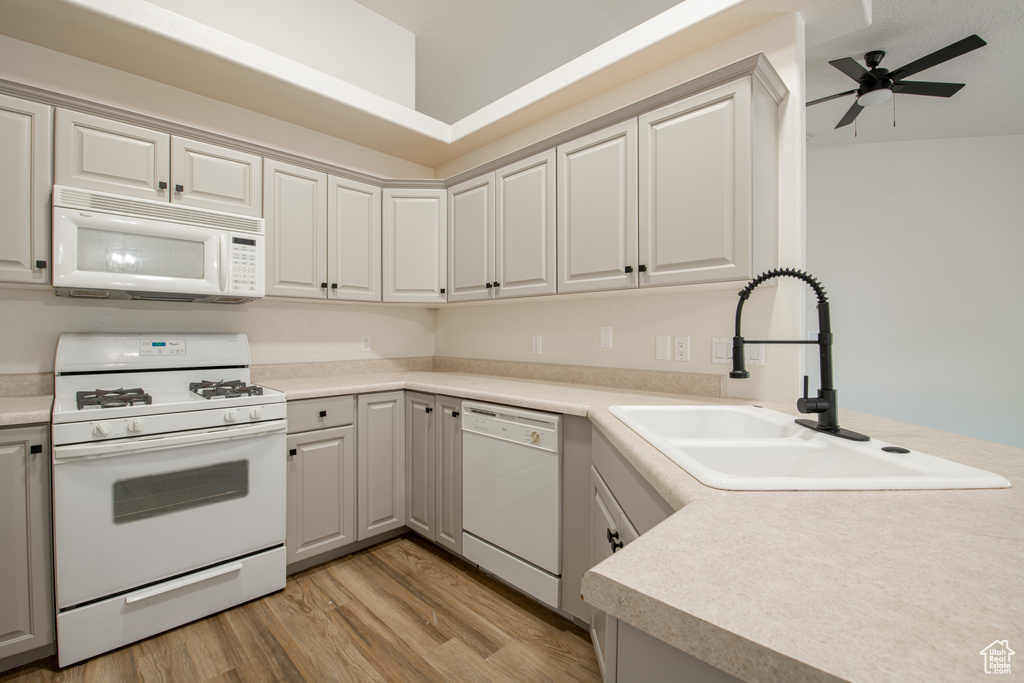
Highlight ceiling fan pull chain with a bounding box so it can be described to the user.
[893,93,897,128]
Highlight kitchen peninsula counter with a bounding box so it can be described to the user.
[266,371,1023,683]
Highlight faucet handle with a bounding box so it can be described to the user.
[797,375,830,414]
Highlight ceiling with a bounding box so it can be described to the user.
[356,0,1024,144]
[805,0,1024,146]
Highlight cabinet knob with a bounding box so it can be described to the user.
[35,260,47,269]
[175,184,184,193]
[319,410,327,418]
[321,282,328,289]
[485,282,493,289]
[607,528,624,552]
[331,283,338,289]
[29,444,43,454]
[440,288,446,295]
[288,448,297,456]
[452,410,460,418]
[638,264,647,273]
[624,265,633,274]
[425,406,433,413]
[492,281,500,288]
[158,181,168,190]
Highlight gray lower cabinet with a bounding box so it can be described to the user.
[357,392,406,539]
[0,424,53,663]
[405,392,462,555]
[286,396,357,567]
[589,426,673,683]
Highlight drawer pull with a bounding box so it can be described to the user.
[319,410,327,418]
[289,448,297,456]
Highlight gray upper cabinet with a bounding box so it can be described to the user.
[447,175,494,303]
[55,109,262,215]
[638,76,777,286]
[169,136,262,217]
[495,150,557,299]
[328,176,382,302]
[383,188,448,304]
[264,159,329,299]
[557,119,639,294]
[0,94,51,286]
[0,425,53,662]
[448,149,557,303]
[357,392,406,539]
[265,162,383,302]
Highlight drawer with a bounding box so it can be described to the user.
[287,395,355,433]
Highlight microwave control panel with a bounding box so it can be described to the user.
[229,237,260,294]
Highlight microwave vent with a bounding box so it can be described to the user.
[54,186,264,234]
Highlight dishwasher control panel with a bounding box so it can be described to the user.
[461,401,561,453]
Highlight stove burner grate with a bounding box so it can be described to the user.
[189,379,264,400]
[76,388,153,410]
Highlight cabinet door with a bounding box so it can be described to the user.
[382,188,447,304]
[434,395,463,554]
[404,392,436,540]
[495,149,556,299]
[447,174,494,303]
[639,80,753,286]
[264,159,328,299]
[0,425,53,660]
[357,392,406,540]
[0,95,52,286]
[557,120,638,294]
[327,176,382,302]
[170,136,263,217]
[55,109,170,201]
[286,425,356,566]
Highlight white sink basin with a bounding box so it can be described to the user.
[608,405,1011,491]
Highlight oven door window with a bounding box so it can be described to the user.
[77,227,205,279]
[113,460,249,524]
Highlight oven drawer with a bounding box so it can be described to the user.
[56,546,285,667]
[287,395,355,434]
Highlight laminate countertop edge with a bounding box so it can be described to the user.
[0,395,53,426]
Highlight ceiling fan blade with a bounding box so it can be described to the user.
[892,81,965,97]
[835,101,864,129]
[807,90,857,107]
[887,34,986,80]
[829,57,873,82]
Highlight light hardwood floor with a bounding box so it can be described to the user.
[2,534,601,682]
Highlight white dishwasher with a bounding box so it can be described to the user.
[461,401,562,608]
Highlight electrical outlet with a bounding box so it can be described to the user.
[600,326,613,348]
[360,335,371,352]
[532,335,543,355]
[674,336,690,362]
[656,336,671,360]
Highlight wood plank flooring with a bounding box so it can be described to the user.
[2,534,601,682]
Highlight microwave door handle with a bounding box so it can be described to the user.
[54,420,286,462]
[219,234,228,292]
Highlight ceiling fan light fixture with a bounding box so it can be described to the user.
[857,86,893,107]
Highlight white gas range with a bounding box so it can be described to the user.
[51,333,288,667]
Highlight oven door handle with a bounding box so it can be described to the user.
[124,561,244,604]
[53,420,287,462]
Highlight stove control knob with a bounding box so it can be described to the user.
[127,418,144,433]
[93,422,111,437]
[249,407,263,420]
[224,409,238,423]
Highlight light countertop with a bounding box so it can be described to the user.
[265,371,1024,683]
[0,394,52,427]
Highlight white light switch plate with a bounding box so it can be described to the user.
[713,337,763,365]
[600,326,613,348]
[532,335,543,355]
[656,336,671,360]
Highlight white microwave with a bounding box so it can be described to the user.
[51,185,265,303]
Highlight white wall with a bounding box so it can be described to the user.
[436,14,808,403]
[144,0,416,109]
[0,288,434,374]
[806,135,1024,448]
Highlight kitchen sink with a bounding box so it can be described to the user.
[608,405,1012,491]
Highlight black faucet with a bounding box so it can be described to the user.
[730,268,869,441]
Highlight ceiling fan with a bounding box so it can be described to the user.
[808,34,987,129]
